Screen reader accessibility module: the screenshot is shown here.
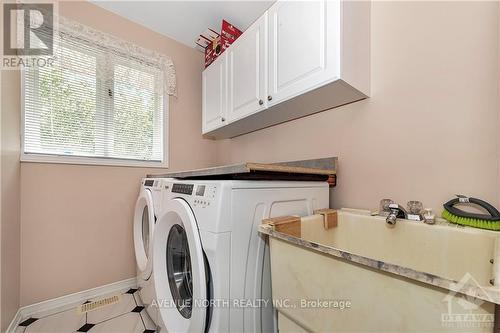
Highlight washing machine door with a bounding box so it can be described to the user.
[134,188,155,281]
[153,198,207,333]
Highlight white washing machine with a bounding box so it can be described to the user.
[133,178,169,324]
[152,179,329,333]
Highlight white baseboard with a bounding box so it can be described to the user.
[6,277,136,333]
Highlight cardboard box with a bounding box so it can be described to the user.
[205,36,222,68]
[205,20,242,68]
[221,20,242,52]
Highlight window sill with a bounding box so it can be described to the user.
[20,154,169,168]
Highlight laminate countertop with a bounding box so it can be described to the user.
[147,157,337,184]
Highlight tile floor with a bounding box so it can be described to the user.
[15,288,156,333]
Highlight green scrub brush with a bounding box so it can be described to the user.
[442,195,500,231]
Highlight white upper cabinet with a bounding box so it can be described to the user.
[202,53,227,133]
[202,0,370,139]
[268,0,339,106]
[227,13,268,123]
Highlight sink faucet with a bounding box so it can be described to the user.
[386,203,407,226]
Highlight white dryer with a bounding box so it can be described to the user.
[133,178,167,323]
[152,180,329,333]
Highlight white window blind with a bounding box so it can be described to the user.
[22,21,170,167]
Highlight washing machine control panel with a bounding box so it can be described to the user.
[172,183,194,195]
[193,184,217,208]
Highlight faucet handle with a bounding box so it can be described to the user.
[407,201,425,221]
[379,199,394,216]
[423,208,435,224]
[407,201,423,214]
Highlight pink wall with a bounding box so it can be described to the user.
[1,68,21,331]
[1,1,22,326]
[19,1,217,306]
[216,1,500,216]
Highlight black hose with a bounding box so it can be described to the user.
[443,196,500,221]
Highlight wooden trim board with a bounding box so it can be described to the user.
[262,216,302,238]
[262,210,338,238]
[147,157,337,180]
[246,162,333,175]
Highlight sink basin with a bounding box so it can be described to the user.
[301,209,498,286]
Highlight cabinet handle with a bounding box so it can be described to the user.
[267,95,273,101]
[221,117,226,122]
[259,99,264,106]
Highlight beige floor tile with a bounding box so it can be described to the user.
[140,310,156,331]
[23,309,85,333]
[89,313,145,333]
[132,292,144,306]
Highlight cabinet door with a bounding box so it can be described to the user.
[202,54,227,134]
[268,0,340,106]
[227,14,267,123]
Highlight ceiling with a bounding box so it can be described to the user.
[92,1,274,49]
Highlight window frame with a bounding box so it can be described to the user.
[20,43,170,169]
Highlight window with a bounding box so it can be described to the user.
[22,25,170,167]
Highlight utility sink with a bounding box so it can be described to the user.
[259,209,500,332]
[304,209,498,286]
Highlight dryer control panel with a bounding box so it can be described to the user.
[143,178,163,191]
[168,182,218,209]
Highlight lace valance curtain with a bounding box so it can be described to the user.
[55,16,177,96]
